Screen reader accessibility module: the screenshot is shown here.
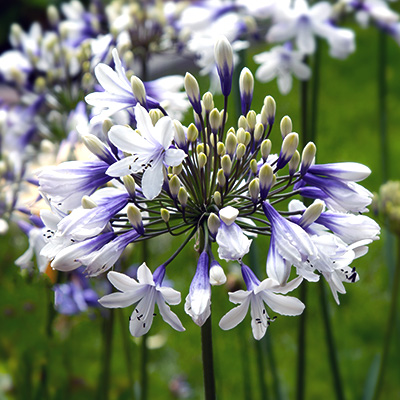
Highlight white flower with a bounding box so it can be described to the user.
[254,45,311,95]
[106,103,186,199]
[219,263,304,340]
[98,264,185,336]
[216,221,252,261]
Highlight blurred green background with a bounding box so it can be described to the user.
[1,1,400,400]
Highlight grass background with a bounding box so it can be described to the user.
[1,2,400,400]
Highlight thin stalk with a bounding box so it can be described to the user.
[97,309,115,400]
[238,329,253,400]
[372,235,400,400]
[201,316,216,400]
[140,334,149,400]
[296,282,307,400]
[319,282,345,400]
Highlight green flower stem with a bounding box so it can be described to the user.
[97,308,115,400]
[254,339,268,400]
[118,309,135,399]
[296,282,307,400]
[372,235,400,400]
[140,333,149,400]
[238,328,253,400]
[201,316,216,400]
[319,282,345,400]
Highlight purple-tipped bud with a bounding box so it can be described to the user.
[214,36,234,97]
[239,67,254,115]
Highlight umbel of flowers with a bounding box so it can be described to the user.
[36,36,379,340]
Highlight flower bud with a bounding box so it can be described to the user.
[214,36,233,96]
[209,260,227,286]
[221,155,232,176]
[220,109,227,124]
[264,96,276,125]
[254,123,264,143]
[169,175,180,198]
[81,195,97,209]
[173,164,182,175]
[259,163,274,199]
[236,143,246,160]
[239,67,254,115]
[161,208,170,223]
[47,5,60,27]
[238,115,248,130]
[213,191,221,206]
[187,123,198,142]
[123,175,136,198]
[250,159,258,174]
[236,128,247,144]
[184,72,202,114]
[198,152,207,168]
[261,139,272,161]
[207,213,221,237]
[280,116,292,138]
[178,187,188,207]
[249,178,260,203]
[34,77,46,93]
[276,132,299,170]
[217,169,226,187]
[131,76,147,108]
[209,108,221,132]
[301,142,316,175]
[225,132,237,157]
[127,204,144,234]
[217,142,225,156]
[289,150,300,175]
[81,134,114,164]
[173,120,186,148]
[203,92,214,112]
[102,119,113,136]
[219,206,239,225]
[299,200,325,228]
[246,110,257,131]
[149,109,163,126]
[197,143,204,154]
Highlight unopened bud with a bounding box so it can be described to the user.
[187,123,198,142]
[237,128,247,144]
[246,110,257,131]
[301,142,316,175]
[217,142,225,156]
[173,164,182,175]
[213,191,221,206]
[254,123,264,142]
[276,132,299,170]
[219,206,239,226]
[34,77,46,94]
[173,120,186,148]
[47,5,60,26]
[299,200,325,228]
[207,213,221,236]
[236,143,246,160]
[123,175,136,198]
[127,204,144,234]
[214,36,233,96]
[289,150,300,175]
[238,115,247,130]
[131,76,147,107]
[280,116,292,138]
[169,175,180,198]
[209,108,221,131]
[82,134,113,164]
[81,196,97,209]
[209,260,227,285]
[198,152,207,168]
[202,92,214,112]
[102,119,113,136]
[178,187,188,207]
[261,139,272,161]
[161,208,170,223]
[249,178,260,203]
[221,155,232,176]
[197,143,204,154]
[264,96,276,125]
[217,169,226,187]
[250,159,258,174]
[184,72,201,114]
[225,132,237,156]
[239,67,254,115]
[259,163,274,199]
[149,109,163,126]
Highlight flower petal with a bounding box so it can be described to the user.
[141,157,164,200]
[107,271,140,292]
[261,292,305,316]
[219,296,250,330]
[137,263,155,285]
[157,295,185,332]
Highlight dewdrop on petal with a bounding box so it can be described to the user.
[280,116,292,138]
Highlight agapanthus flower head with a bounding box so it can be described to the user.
[34,37,378,339]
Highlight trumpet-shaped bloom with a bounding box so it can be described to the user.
[98,263,185,336]
[106,104,186,199]
[219,263,304,340]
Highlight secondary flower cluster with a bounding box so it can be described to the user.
[35,37,379,339]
